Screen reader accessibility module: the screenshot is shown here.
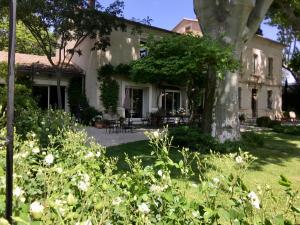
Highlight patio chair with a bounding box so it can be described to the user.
[106,120,118,133]
[121,119,134,133]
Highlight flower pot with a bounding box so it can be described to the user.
[94,122,104,129]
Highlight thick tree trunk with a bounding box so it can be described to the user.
[194,0,273,141]
[55,69,63,110]
[202,66,217,134]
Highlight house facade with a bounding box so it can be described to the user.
[1,18,284,121]
[69,20,189,120]
[173,18,284,120]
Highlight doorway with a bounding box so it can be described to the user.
[251,89,258,118]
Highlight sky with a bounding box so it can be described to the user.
[101,0,279,41]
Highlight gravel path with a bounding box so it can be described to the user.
[85,127,151,147]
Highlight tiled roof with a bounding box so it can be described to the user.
[0,51,83,74]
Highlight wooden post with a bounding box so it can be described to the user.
[6,0,17,223]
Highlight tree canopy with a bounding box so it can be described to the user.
[130,34,238,85]
[0,18,45,55]
[0,0,125,109]
[268,0,300,83]
[130,34,239,120]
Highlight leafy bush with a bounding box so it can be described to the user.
[256,116,281,128]
[256,116,272,127]
[0,127,298,224]
[273,125,300,136]
[81,106,101,126]
[169,126,265,153]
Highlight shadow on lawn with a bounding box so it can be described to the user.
[106,132,300,178]
[247,132,300,171]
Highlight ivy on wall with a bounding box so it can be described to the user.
[97,64,129,113]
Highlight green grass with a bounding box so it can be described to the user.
[106,132,300,196]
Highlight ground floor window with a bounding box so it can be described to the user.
[124,87,143,118]
[162,90,181,116]
[33,85,66,110]
[267,90,273,109]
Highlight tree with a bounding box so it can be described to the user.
[0,18,45,55]
[1,0,125,109]
[130,34,238,123]
[193,0,273,142]
[268,0,300,83]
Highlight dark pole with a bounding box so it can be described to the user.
[6,0,17,223]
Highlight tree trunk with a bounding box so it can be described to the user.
[194,0,274,142]
[202,66,217,134]
[55,69,63,110]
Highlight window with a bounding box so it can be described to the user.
[124,88,143,118]
[162,90,181,115]
[253,54,258,74]
[32,85,66,110]
[185,26,191,33]
[238,87,242,109]
[139,40,148,58]
[268,57,273,77]
[267,90,273,109]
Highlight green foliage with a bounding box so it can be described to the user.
[98,65,120,113]
[273,125,300,136]
[256,117,272,127]
[81,106,101,126]
[130,34,239,85]
[0,18,45,55]
[130,34,239,117]
[256,117,281,128]
[0,127,298,224]
[169,126,265,153]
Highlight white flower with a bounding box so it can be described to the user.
[150,184,165,194]
[248,191,260,209]
[55,167,63,174]
[235,156,244,164]
[30,201,44,219]
[32,147,40,154]
[20,197,26,203]
[78,181,89,192]
[44,154,54,165]
[84,152,94,159]
[13,187,24,198]
[28,141,34,148]
[190,183,198,188]
[153,131,159,138]
[138,202,150,214]
[112,197,122,206]
[192,210,200,218]
[212,177,220,184]
[83,220,92,225]
[95,152,101,157]
[157,170,163,177]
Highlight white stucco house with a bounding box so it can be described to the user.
[0,18,284,121]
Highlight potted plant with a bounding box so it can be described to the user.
[92,115,104,128]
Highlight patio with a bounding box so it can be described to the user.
[85,126,152,147]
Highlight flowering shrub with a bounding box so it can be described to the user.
[0,126,299,224]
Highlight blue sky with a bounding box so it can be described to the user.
[101,0,279,41]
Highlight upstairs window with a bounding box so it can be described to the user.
[253,54,258,74]
[268,57,273,78]
[139,40,148,58]
[238,87,242,109]
[185,26,191,33]
[267,90,273,109]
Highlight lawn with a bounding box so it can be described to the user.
[106,131,300,196]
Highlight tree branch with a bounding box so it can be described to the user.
[244,0,274,42]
